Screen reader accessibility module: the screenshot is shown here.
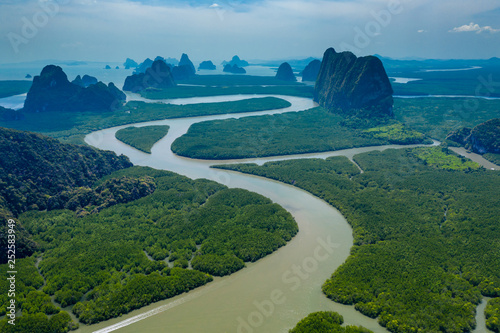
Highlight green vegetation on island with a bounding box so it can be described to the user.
[289,311,372,333]
[0,166,297,328]
[0,80,32,99]
[363,123,426,144]
[115,125,170,153]
[486,298,500,332]
[0,127,298,330]
[393,97,500,140]
[484,153,500,165]
[172,107,430,159]
[216,147,500,332]
[412,147,482,170]
[0,97,290,145]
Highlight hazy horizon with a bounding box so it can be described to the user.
[1,0,499,64]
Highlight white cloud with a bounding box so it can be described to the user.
[417,29,426,33]
[449,22,500,33]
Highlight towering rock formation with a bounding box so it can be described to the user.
[314,48,393,117]
[468,118,500,154]
[124,58,138,69]
[275,62,296,82]
[178,53,196,76]
[23,65,126,112]
[123,59,176,92]
[301,59,321,82]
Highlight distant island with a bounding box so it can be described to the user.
[301,59,321,82]
[23,65,126,113]
[222,55,249,67]
[198,60,216,70]
[123,59,176,93]
[223,64,246,74]
[124,58,138,69]
[275,62,296,82]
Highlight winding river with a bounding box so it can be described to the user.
[81,94,492,333]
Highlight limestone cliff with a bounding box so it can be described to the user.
[275,62,296,82]
[123,60,176,92]
[314,48,393,117]
[23,65,125,112]
[301,59,321,82]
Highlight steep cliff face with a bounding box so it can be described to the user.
[23,65,125,112]
[301,59,321,82]
[123,60,176,92]
[445,118,500,154]
[275,62,296,82]
[178,53,196,76]
[468,118,500,154]
[314,48,393,117]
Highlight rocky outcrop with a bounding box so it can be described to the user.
[275,62,296,81]
[314,48,393,117]
[23,65,126,112]
[445,119,500,154]
[72,74,98,88]
[468,118,500,154]
[222,55,249,67]
[123,59,176,92]
[223,64,246,74]
[124,58,138,69]
[178,53,196,76]
[301,59,321,82]
[134,58,154,74]
[198,61,216,70]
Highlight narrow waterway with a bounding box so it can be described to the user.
[82,94,492,333]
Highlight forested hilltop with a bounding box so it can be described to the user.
[0,127,132,263]
[217,147,500,332]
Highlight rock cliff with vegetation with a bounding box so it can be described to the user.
[301,59,321,82]
[198,60,216,70]
[223,64,246,74]
[222,55,249,67]
[0,127,132,263]
[23,65,126,113]
[446,118,500,154]
[275,62,296,82]
[71,74,98,88]
[124,58,138,69]
[123,59,176,93]
[314,48,393,117]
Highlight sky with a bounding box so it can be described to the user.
[1,0,500,64]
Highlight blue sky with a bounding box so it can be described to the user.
[1,0,499,63]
